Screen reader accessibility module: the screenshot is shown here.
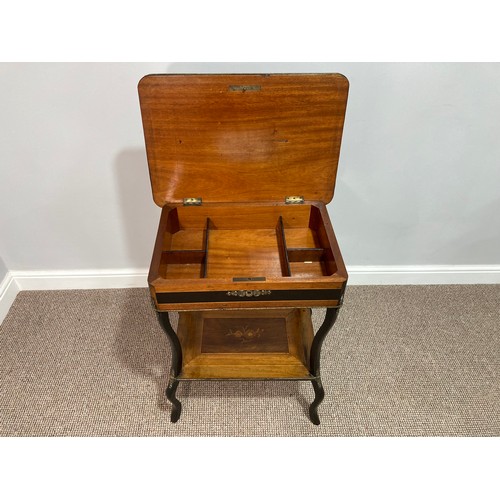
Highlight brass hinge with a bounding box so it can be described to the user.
[183,197,202,206]
[285,195,304,204]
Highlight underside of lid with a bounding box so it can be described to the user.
[138,73,349,206]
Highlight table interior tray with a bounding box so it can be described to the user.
[157,204,338,282]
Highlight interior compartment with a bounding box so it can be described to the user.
[158,204,338,281]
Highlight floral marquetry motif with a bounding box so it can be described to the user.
[226,326,264,343]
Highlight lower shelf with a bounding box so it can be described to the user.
[176,308,314,379]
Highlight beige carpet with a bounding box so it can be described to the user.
[1,285,498,436]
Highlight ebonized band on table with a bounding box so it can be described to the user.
[156,288,343,304]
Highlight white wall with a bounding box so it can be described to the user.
[0,256,7,283]
[0,63,162,274]
[1,62,499,276]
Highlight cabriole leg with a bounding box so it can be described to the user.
[308,307,340,425]
[166,376,182,423]
[309,378,325,425]
[158,312,183,423]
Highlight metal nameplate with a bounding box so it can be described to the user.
[232,277,266,282]
[229,85,262,92]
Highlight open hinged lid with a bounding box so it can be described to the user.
[138,73,349,206]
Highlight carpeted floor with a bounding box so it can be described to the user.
[0,285,498,436]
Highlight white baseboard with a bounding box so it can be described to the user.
[13,268,149,291]
[0,272,20,326]
[347,265,500,285]
[1,265,499,325]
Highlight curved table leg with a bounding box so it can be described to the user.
[158,312,183,423]
[309,307,340,425]
[166,378,182,423]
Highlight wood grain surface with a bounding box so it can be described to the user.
[138,73,349,206]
